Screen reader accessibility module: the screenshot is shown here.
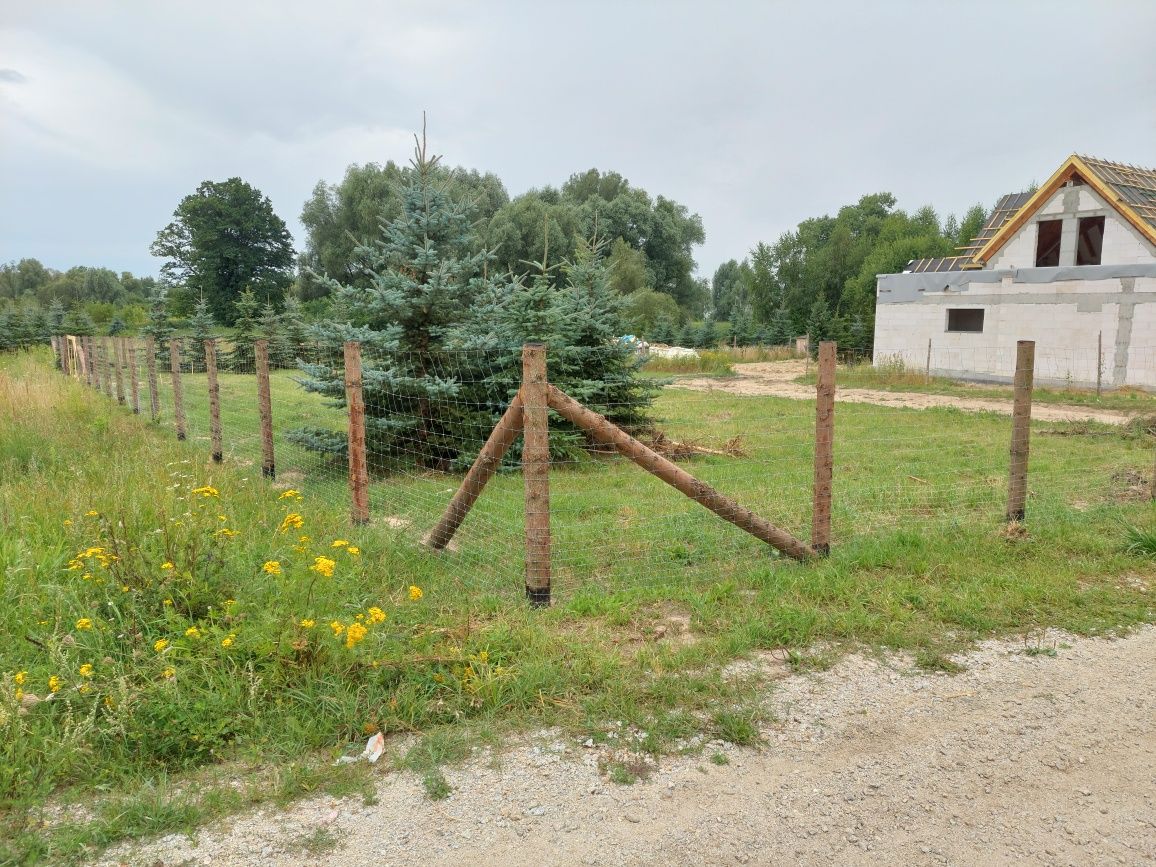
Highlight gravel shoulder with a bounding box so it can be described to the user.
[670,361,1135,425]
[101,626,1156,867]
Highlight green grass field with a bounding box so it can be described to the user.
[2,347,1155,863]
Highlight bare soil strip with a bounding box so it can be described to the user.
[670,361,1134,425]
[100,626,1156,866]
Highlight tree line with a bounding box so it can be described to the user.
[3,140,1001,356]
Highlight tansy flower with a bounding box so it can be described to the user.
[75,618,93,630]
[82,572,93,581]
[408,585,423,601]
[330,539,349,549]
[163,598,173,606]
[78,663,94,677]
[221,634,235,648]
[214,528,239,538]
[161,562,174,570]
[217,514,227,521]
[278,489,301,500]
[63,519,73,526]
[224,599,236,608]
[48,675,62,693]
[191,485,219,498]
[262,561,282,575]
[14,671,26,686]
[367,607,386,624]
[310,556,336,578]
[346,546,361,556]
[299,618,316,628]
[78,683,92,694]
[185,626,201,639]
[279,513,305,533]
[298,535,310,543]
[161,667,175,679]
[85,510,98,517]
[154,639,169,653]
[345,622,368,649]
[329,620,345,637]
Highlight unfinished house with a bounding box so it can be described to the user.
[873,155,1156,388]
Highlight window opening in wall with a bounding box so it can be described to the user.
[1076,215,1105,266]
[946,308,984,333]
[1035,219,1062,267]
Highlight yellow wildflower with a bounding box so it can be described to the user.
[262,561,282,575]
[477,650,489,663]
[48,675,62,693]
[66,559,83,571]
[78,663,94,677]
[161,562,174,570]
[278,489,301,500]
[330,539,349,549]
[161,667,175,679]
[14,671,26,686]
[104,695,116,708]
[298,535,310,543]
[85,510,98,517]
[329,620,345,637]
[346,546,361,556]
[163,598,173,606]
[221,634,235,648]
[191,485,219,498]
[367,607,386,624]
[78,682,92,694]
[217,514,227,522]
[185,626,201,639]
[14,688,24,701]
[154,639,169,653]
[63,519,73,526]
[224,599,236,608]
[300,618,316,628]
[214,527,239,538]
[279,513,305,533]
[75,618,93,630]
[82,572,93,581]
[310,556,336,578]
[344,622,368,649]
[408,585,423,601]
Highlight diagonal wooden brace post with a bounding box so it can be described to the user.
[425,391,525,551]
[546,384,816,562]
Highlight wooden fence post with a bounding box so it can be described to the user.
[205,339,223,463]
[1006,339,1035,522]
[1096,331,1103,397]
[128,340,140,414]
[925,338,932,383]
[113,338,127,406]
[146,337,160,421]
[343,341,369,524]
[255,339,275,479]
[169,338,187,441]
[100,339,114,399]
[522,342,551,607]
[812,340,836,555]
[59,337,71,376]
[82,337,95,388]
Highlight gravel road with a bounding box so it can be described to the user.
[101,626,1156,866]
[671,361,1135,425]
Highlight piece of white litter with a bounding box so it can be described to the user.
[336,732,386,765]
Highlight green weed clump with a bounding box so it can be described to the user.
[643,350,735,376]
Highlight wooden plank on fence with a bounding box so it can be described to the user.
[86,337,98,390]
[1006,339,1035,522]
[101,339,114,399]
[522,343,551,606]
[128,340,140,414]
[343,341,369,524]
[146,337,160,420]
[547,384,816,562]
[812,340,836,555]
[113,337,127,405]
[205,339,223,462]
[426,392,524,550]
[255,339,275,479]
[169,338,187,441]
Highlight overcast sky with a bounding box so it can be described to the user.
[2,1,1154,281]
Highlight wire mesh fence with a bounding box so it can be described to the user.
[52,334,1156,604]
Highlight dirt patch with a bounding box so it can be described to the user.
[1111,468,1150,501]
[671,360,1136,425]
